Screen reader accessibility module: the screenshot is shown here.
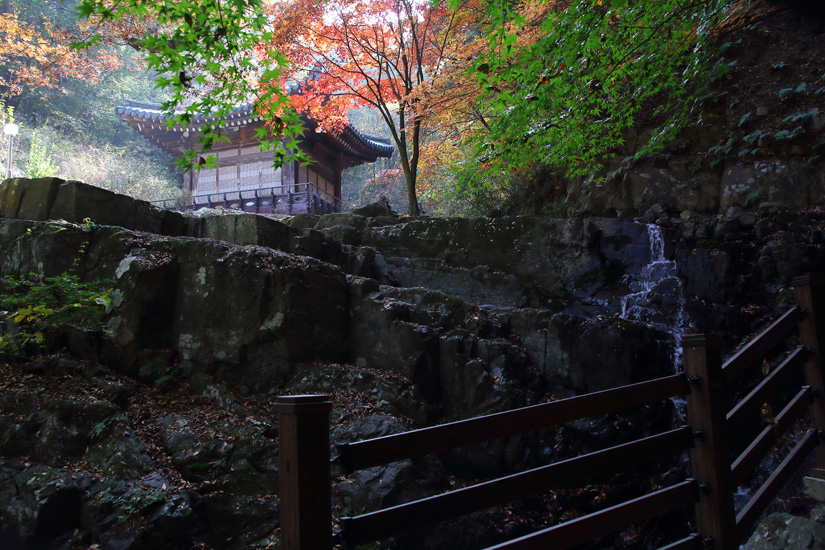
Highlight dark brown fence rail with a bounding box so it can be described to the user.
[276,276,825,550]
[336,373,688,473]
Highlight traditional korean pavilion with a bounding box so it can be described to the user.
[116,99,393,214]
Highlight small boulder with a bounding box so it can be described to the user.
[351,195,396,218]
[332,415,448,517]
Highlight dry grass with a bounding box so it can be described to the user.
[12,126,183,203]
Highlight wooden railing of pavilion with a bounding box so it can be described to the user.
[275,276,825,550]
[152,182,340,215]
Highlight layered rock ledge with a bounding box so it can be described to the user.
[2,177,824,548]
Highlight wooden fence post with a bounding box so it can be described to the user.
[683,334,737,549]
[793,275,825,478]
[275,394,333,550]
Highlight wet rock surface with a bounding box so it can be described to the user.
[1,178,825,548]
[742,508,825,550]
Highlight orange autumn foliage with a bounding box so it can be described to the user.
[0,8,148,96]
[410,0,562,208]
[259,0,469,215]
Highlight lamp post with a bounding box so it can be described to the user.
[3,122,18,180]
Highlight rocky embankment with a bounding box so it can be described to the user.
[1,177,824,549]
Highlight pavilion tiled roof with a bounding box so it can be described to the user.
[116,99,394,159]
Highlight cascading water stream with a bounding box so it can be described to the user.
[563,221,689,416]
[619,224,688,420]
[622,225,786,514]
[619,224,686,341]
[608,224,788,515]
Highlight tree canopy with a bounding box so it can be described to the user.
[0,2,125,96]
[16,0,741,215]
[260,0,467,215]
[75,0,308,172]
[466,0,733,182]
[0,1,184,200]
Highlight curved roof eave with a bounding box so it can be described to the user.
[116,98,393,158]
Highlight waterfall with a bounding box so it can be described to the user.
[620,224,688,418]
[619,224,686,340]
[564,221,688,373]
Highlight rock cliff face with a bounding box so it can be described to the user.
[551,8,825,220]
[0,178,685,398]
[1,177,824,549]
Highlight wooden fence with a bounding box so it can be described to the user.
[152,182,340,215]
[275,276,825,550]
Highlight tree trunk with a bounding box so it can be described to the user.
[397,145,419,216]
[404,164,419,216]
[394,107,420,216]
[408,117,421,215]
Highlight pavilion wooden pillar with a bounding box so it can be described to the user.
[333,156,343,210]
[275,394,333,550]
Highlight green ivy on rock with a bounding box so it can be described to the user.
[464,0,735,184]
